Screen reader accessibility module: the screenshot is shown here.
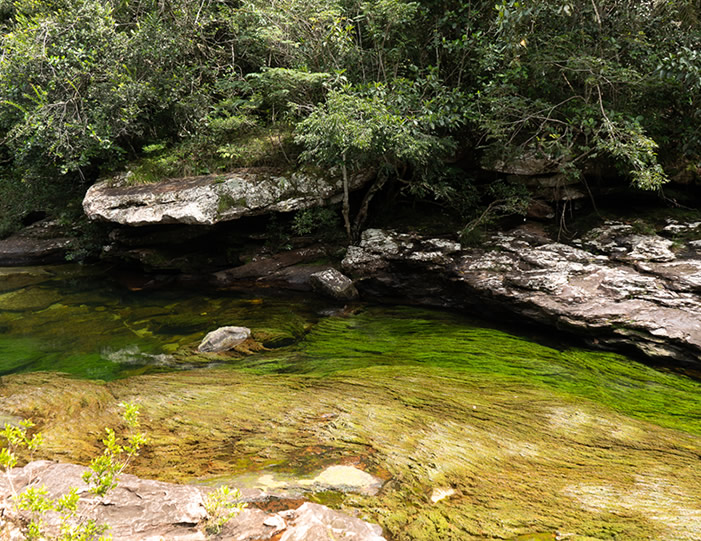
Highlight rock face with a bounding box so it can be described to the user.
[0,461,207,541]
[83,168,372,226]
[276,503,385,541]
[342,224,701,364]
[0,461,386,541]
[309,268,359,300]
[198,326,252,353]
[0,220,74,266]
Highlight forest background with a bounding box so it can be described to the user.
[0,0,699,241]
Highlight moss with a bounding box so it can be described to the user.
[121,127,297,186]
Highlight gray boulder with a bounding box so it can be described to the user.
[309,268,359,300]
[83,168,372,226]
[198,326,252,353]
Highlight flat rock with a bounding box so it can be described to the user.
[0,220,73,266]
[83,168,372,226]
[0,461,207,541]
[198,326,252,353]
[0,287,62,311]
[0,267,53,292]
[343,226,701,364]
[0,462,386,541]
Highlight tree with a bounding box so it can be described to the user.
[295,87,456,240]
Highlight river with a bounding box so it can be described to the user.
[1,264,700,540]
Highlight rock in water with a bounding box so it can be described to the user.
[198,326,251,352]
[309,268,359,300]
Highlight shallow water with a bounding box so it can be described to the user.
[1,265,699,436]
[3,265,701,540]
[0,265,324,380]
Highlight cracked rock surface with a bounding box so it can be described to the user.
[83,168,372,226]
[0,461,385,541]
[343,223,701,364]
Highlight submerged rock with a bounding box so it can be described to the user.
[198,326,252,352]
[343,225,701,364]
[225,465,384,499]
[310,268,359,301]
[83,168,372,226]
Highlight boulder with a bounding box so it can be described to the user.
[198,326,252,353]
[83,168,372,226]
[343,226,701,364]
[309,268,359,300]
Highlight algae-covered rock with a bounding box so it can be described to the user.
[253,328,298,349]
[0,287,62,311]
[0,267,53,292]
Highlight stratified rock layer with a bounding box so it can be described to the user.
[83,168,372,226]
[342,223,701,364]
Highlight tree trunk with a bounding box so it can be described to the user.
[352,173,387,241]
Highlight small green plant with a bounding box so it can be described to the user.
[1,403,147,540]
[203,485,247,535]
[291,206,340,237]
[82,402,148,498]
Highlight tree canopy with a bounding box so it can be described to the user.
[1,0,699,236]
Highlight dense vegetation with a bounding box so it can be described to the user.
[0,0,699,238]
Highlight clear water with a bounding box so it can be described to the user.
[1,264,700,436]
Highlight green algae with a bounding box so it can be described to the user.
[3,365,701,540]
[235,306,701,437]
[2,267,701,540]
[0,267,323,379]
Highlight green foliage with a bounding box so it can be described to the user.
[1,0,699,233]
[82,402,147,497]
[1,403,146,540]
[458,180,529,242]
[203,485,247,535]
[291,206,341,237]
